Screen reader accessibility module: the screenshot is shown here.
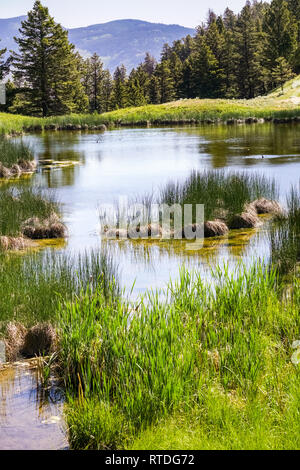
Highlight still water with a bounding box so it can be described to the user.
[17,123,300,295]
[2,123,299,450]
[0,360,67,450]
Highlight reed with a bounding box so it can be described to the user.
[0,137,34,168]
[59,262,300,450]
[270,183,300,275]
[0,249,119,332]
[0,186,59,238]
[160,170,278,224]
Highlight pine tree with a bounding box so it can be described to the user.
[235,1,266,98]
[85,53,105,112]
[11,1,88,116]
[111,65,128,109]
[264,0,298,68]
[272,56,295,91]
[155,61,176,103]
[188,34,219,98]
[143,53,156,76]
[0,40,9,81]
[101,70,113,112]
[149,74,161,104]
[127,67,149,107]
[222,9,239,97]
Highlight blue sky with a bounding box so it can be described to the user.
[0,0,265,28]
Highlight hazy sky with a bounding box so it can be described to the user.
[0,0,261,28]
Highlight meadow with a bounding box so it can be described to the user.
[1,77,300,133]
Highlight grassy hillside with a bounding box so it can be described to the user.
[1,76,300,134]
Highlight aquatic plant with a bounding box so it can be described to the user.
[0,249,119,333]
[0,186,61,241]
[160,170,278,226]
[270,183,300,275]
[59,261,300,450]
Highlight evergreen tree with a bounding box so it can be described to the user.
[272,56,295,91]
[143,53,156,76]
[85,53,105,112]
[11,1,88,116]
[188,34,219,98]
[149,74,161,104]
[155,60,176,103]
[235,1,266,98]
[222,9,239,97]
[111,65,128,109]
[101,70,113,112]
[127,67,149,107]
[0,40,10,81]
[264,0,298,68]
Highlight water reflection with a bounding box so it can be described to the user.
[15,124,300,294]
[0,360,67,450]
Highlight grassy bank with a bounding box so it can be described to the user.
[59,262,300,450]
[2,77,300,133]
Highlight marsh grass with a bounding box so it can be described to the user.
[0,137,34,168]
[270,184,300,276]
[160,170,278,224]
[59,262,300,450]
[0,249,119,333]
[0,186,59,238]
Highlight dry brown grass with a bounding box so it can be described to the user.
[3,322,57,362]
[0,236,33,251]
[0,160,36,179]
[22,324,57,358]
[204,220,229,238]
[22,213,66,240]
[4,322,27,362]
[251,198,283,215]
[228,205,261,229]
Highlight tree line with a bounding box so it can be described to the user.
[0,0,300,117]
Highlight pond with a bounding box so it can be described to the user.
[0,360,67,450]
[16,122,300,296]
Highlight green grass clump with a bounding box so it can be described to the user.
[0,186,59,237]
[160,170,278,223]
[0,137,33,168]
[59,262,300,450]
[270,183,300,276]
[0,249,119,333]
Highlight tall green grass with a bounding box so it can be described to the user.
[0,186,59,237]
[160,170,278,223]
[270,183,300,275]
[0,137,33,167]
[0,249,119,332]
[59,262,300,450]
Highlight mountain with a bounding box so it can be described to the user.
[0,17,194,72]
